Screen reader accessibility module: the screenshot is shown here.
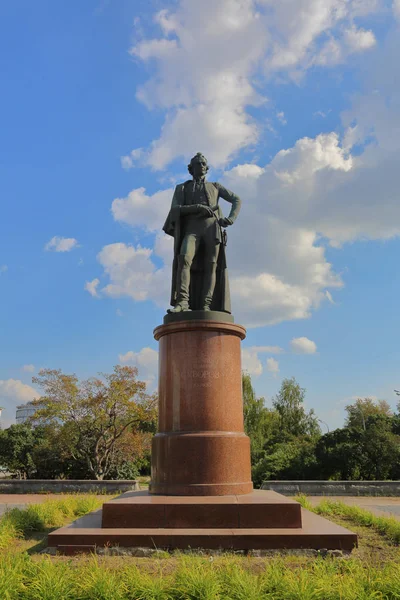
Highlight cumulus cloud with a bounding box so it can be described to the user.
[21,365,35,373]
[45,236,79,252]
[89,1,400,329]
[0,379,38,402]
[242,345,284,376]
[266,357,280,376]
[265,0,381,72]
[0,379,40,426]
[85,278,100,298]
[290,337,317,354]
[112,187,173,232]
[119,347,159,389]
[124,0,384,168]
[96,243,170,306]
[95,131,349,327]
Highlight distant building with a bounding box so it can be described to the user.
[16,401,40,424]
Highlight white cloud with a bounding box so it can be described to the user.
[0,265,7,274]
[344,25,376,52]
[265,0,381,72]
[266,357,280,376]
[121,148,145,170]
[119,347,159,389]
[21,365,35,373]
[125,0,384,169]
[276,111,287,125]
[112,187,173,232]
[393,0,400,18]
[0,379,40,428]
[0,379,39,403]
[290,337,317,354]
[45,236,79,252]
[95,132,347,327]
[96,243,170,306]
[242,348,263,376]
[92,15,400,329]
[242,345,284,376]
[85,278,100,298]
[116,309,123,317]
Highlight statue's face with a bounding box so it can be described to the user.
[191,156,208,178]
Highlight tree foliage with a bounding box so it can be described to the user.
[28,365,157,480]
[345,397,392,430]
[2,366,400,485]
[242,373,279,465]
[272,377,320,440]
[242,377,400,486]
[0,424,40,478]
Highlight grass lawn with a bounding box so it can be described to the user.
[1,494,400,598]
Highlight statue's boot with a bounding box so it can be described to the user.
[202,260,217,311]
[167,303,190,314]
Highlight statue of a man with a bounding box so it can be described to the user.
[163,153,241,313]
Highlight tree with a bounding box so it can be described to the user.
[31,365,157,480]
[315,428,366,480]
[345,398,392,430]
[315,414,400,481]
[252,438,319,487]
[272,377,320,440]
[0,424,40,478]
[242,373,279,465]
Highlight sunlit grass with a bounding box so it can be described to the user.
[295,494,400,545]
[0,494,105,547]
[1,495,400,597]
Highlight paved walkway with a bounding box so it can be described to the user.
[307,496,400,520]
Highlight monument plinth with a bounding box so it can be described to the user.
[150,318,252,496]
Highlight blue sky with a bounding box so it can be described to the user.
[1,0,400,429]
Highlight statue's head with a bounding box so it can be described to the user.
[188,152,209,178]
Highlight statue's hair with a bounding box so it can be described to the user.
[188,152,209,175]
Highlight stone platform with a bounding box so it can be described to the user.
[101,490,302,529]
[48,490,357,554]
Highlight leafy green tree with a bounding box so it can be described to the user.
[243,374,320,487]
[315,414,400,481]
[252,439,319,487]
[345,398,392,430]
[242,373,279,465]
[272,377,320,440]
[315,428,365,480]
[31,365,157,480]
[0,424,40,478]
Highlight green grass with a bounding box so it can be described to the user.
[295,494,400,545]
[1,553,400,599]
[0,495,105,547]
[2,495,400,598]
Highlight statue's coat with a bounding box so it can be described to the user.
[163,180,241,312]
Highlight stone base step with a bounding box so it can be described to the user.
[48,508,357,554]
[101,490,302,529]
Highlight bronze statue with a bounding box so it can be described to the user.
[163,153,241,313]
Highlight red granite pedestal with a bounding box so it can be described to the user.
[48,316,357,554]
[151,319,252,496]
